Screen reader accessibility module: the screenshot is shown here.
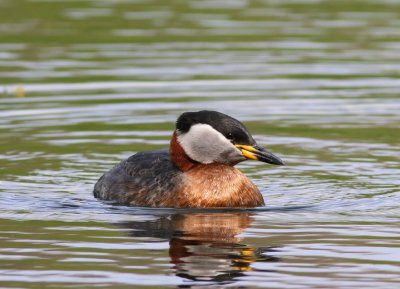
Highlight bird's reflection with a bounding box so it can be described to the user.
[117,211,279,284]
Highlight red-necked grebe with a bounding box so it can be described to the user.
[94,110,284,208]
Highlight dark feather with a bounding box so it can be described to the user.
[94,150,183,206]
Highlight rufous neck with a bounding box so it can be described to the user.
[169,131,197,171]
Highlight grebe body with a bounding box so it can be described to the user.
[94,111,283,208]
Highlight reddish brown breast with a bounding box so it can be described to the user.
[178,163,264,207]
[164,132,265,208]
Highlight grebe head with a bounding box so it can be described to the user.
[175,110,284,166]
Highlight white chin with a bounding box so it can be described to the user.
[177,124,244,165]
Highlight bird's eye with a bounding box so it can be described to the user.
[227,132,233,140]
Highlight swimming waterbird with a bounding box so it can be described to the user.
[94,110,284,208]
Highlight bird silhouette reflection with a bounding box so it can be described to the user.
[116,211,279,284]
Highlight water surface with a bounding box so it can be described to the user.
[1,0,400,288]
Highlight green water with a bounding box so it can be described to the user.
[1,0,400,288]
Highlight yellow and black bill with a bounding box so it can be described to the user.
[235,144,284,165]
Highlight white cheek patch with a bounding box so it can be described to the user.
[177,124,245,165]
